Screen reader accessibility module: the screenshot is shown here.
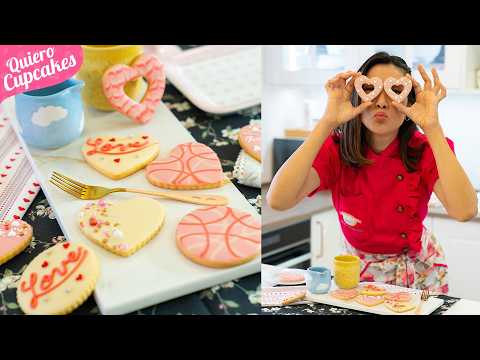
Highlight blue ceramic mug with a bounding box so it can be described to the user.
[15,78,85,149]
[305,266,331,294]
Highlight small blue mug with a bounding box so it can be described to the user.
[15,78,85,149]
[305,266,331,294]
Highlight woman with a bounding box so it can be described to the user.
[266,52,477,293]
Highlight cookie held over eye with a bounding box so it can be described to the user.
[383,76,412,103]
[0,220,33,265]
[16,242,100,315]
[354,75,383,102]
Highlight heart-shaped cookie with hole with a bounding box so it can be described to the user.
[78,197,165,257]
[384,76,412,103]
[146,142,228,190]
[82,135,160,180]
[17,241,100,315]
[354,75,383,102]
[102,54,166,124]
[0,220,33,265]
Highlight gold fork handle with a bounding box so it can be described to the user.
[122,188,228,206]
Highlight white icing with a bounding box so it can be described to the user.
[7,230,16,237]
[112,228,124,239]
[11,220,20,227]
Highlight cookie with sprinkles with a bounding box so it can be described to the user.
[78,197,165,257]
[0,219,33,265]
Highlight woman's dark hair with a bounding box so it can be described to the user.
[333,51,422,172]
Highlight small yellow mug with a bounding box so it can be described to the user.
[77,45,144,111]
[334,254,361,289]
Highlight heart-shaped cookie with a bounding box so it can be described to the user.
[176,206,261,268]
[82,135,160,180]
[17,242,100,315]
[78,197,165,257]
[239,123,261,162]
[354,75,383,102]
[0,220,33,265]
[384,76,412,103]
[102,54,166,124]
[146,142,227,190]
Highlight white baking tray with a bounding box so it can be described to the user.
[162,45,261,114]
[3,96,260,315]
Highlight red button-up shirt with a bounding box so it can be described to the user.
[309,131,455,255]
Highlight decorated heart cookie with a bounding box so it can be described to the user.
[355,294,385,307]
[176,206,261,268]
[239,123,261,162]
[384,299,416,313]
[78,197,165,257]
[330,288,359,301]
[384,291,412,302]
[354,75,383,102]
[146,142,227,190]
[102,54,166,124]
[383,76,412,103]
[17,242,99,315]
[359,283,386,296]
[0,220,33,265]
[81,135,160,180]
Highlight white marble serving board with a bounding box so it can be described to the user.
[3,96,260,315]
[306,282,444,315]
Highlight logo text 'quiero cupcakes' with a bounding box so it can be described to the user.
[176,206,261,268]
[17,242,99,315]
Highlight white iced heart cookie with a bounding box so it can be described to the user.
[82,135,159,180]
[78,197,165,257]
[17,242,100,315]
[383,76,412,103]
[354,76,383,102]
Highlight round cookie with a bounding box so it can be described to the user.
[82,135,160,180]
[146,142,228,190]
[17,242,99,315]
[176,206,261,268]
[0,220,33,265]
[78,197,165,257]
[359,284,386,296]
[355,294,385,307]
[330,288,358,301]
[238,124,261,162]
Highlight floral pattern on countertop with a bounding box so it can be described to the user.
[0,45,261,314]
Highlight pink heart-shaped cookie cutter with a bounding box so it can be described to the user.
[102,54,166,124]
[354,75,383,102]
[383,76,412,103]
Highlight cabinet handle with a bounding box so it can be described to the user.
[314,221,324,259]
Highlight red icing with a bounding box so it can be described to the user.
[89,217,98,226]
[1,174,6,177]
[142,136,149,139]
[109,138,116,142]
[33,182,40,187]
[76,274,83,281]
[41,261,49,268]
[6,165,11,169]
[10,158,15,162]
[113,158,120,163]
[13,215,20,220]
[63,243,70,249]
[20,246,89,309]
[28,191,35,195]
[85,137,150,156]
[18,206,25,211]
[23,198,30,203]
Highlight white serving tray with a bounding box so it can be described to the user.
[306,282,444,315]
[262,286,310,306]
[3,96,260,315]
[162,45,261,114]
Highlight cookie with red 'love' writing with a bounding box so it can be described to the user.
[17,242,100,315]
[0,220,33,265]
[176,206,261,268]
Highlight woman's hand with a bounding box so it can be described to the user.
[323,70,373,127]
[392,64,447,132]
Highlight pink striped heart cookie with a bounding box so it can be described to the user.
[239,123,261,161]
[146,142,227,190]
[176,206,261,268]
[102,54,166,124]
[0,220,33,265]
[82,135,160,180]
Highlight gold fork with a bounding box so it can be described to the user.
[49,171,228,206]
[414,289,430,315]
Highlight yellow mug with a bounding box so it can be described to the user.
[77,45,144,111]
[334,254,361,289]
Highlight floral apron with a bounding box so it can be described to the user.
[343,227,449,294]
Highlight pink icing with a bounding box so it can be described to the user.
[146,142,223,186]
[279,273,305,283]
[0,220,32,257]
[239,124,261,159]
[176,206,260,264]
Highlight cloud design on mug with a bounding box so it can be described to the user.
[31,106,68,127]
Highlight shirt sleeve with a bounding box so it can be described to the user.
[308,134,340,197]
[421,137,455,194]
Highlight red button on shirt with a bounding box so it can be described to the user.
[309,131,455,255]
